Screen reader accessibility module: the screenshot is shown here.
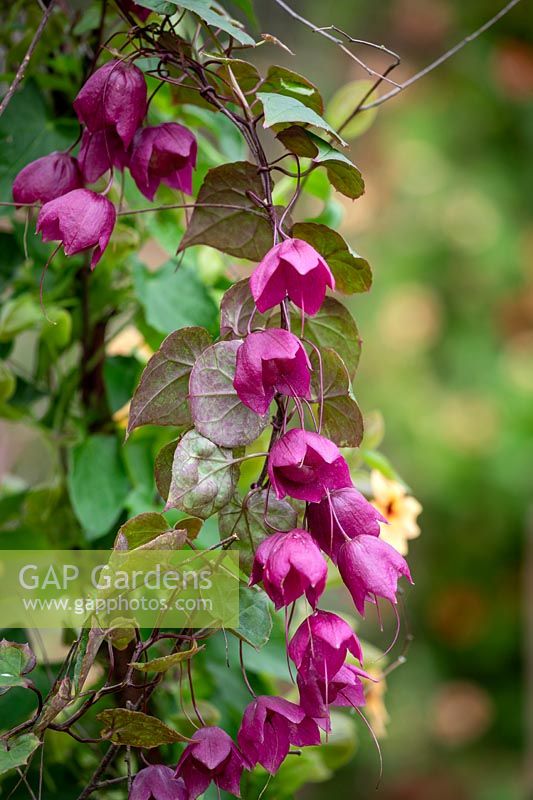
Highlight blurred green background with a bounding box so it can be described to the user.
[0,1,531,797]
[257,1,532,798]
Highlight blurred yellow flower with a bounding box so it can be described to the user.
[364,667,390,739]
[370,470,422,556]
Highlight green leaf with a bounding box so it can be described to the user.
[104,356,141,415]
[146,0,255,44]
[0,296,42,342]
[231,586,272,648]
[127,327,212,436]
[292,222,371,294]
[0,640,36,695]
[189,340,269,447]
[130,641,204,673]
[154,439,179,502]
[261,66,323,114]
[257,92,346,146]
[310,347,363,447]
[165,430,239,519]
[134,260,218,336]
[277,128,365,198]
[326,79,379,140]
[216,59,261,95]
[302,297,361,379]
[219,491,297,572]
[136,0,175,13]
[0,734,40,777]
[116,512,170,549]
[67,435,130,541]
[179,162,277,261]
[97,709,188,747]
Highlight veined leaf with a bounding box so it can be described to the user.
[257,92,346,146]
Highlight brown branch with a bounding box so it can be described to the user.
[0,0,56,119]
[358,0,523,111]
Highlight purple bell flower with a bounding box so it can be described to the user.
[288,610,362,680]
[307,487,386,562]
[36,189,116,269]
[268,428,351,503]
[74,60,147,147]
[175,726,244,799]
[249,529,328,610]
[250,238,335,315]
[129,765,188,800]
[297,661,372,725]
[130,123,197,200]
[12,152,82,205]
[237,695,320,773]
[234,329,311,415]
[337,534,413,616]
[77,128,130,183]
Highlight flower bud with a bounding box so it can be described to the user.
[13,152,82,205]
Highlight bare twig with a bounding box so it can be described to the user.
[272,0,401,87]
[358,0,523,111]
[0,0,56,118]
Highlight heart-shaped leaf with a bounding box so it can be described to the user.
[97,709,189,747]
[261,66,323,114]
[165,430,239,519]
[0,734,40,776]
[220,278,271,338]
[219,490,298,571]
[189,340,269,447]
[231,587,272,648]
[127,327,212,435]
[293,222,371,294]
[0,640,36,695]
[257,92,346,146]
[310,347,363,447]
[179,162,277,261]
[302,297,361,379]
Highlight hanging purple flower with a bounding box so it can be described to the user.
[250,529,327,610]
[288,610,362,680]
[74,60,147,147]
[12,152,82,205]
[233,329,311,415]
[237,695,320,774]
[36,189,116,268]
[297,661,372,724]
[129,765,188,800]
[268,428,351,503]
[307,487,386,562]
[130,123,197,200]
[175,726,244,799]
[250,238,335,315]
[337,535,412,615]
[77,129,130,184]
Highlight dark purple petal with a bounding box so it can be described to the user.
[36,189,116,268]
[289,610,362,678]
[130,765,188,800]
[74,60,147,147]
[337,535,413,615]
[12,152,82,205]
[307,487,386,562]
[130,123,197,201]
[78,128,130,183]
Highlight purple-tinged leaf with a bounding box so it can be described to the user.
[293,222,371,294]
[219,490,298,572]
[165,430,239,519]
[178,162,279,261]
[220,278,271,338]
[310,347,363,448]
[189,340,269,447]
[127,327,212,436]
[116,512,169,549]
[302,296,361,379]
